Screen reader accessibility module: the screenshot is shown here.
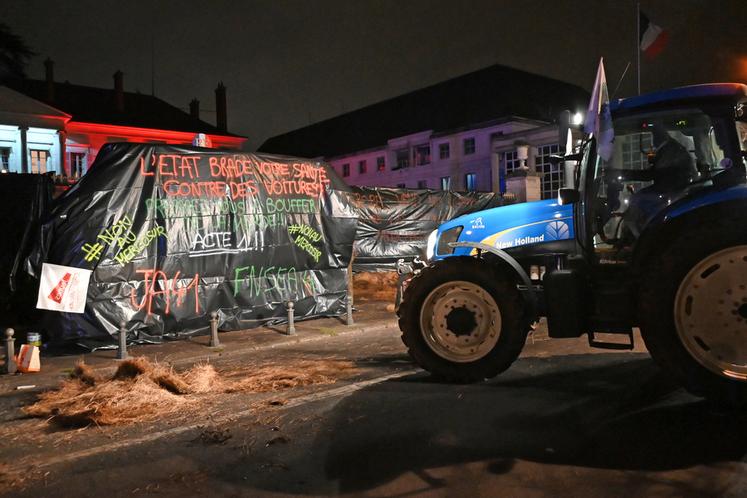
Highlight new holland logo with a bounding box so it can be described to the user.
[545,221,570,240]
[470,217,485,229]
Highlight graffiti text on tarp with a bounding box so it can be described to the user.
[130,269,200,316]
[189,230,264,257]
[288,224,322,263]
[114,225,167,265]
[139,154,331,200]
[232,266,317,298]
[82,215,135,263]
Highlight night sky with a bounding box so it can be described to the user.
[3,0,746,150]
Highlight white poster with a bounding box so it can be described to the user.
[36,263,92,314]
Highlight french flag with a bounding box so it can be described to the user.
[639,11,669,59]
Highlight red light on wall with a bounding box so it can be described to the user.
[62,122,246,175]
[65,122,246,149]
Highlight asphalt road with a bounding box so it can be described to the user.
[2,325,746,497]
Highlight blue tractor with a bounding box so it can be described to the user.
[398,83,747,405]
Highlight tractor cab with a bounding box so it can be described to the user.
[570,84,747,264]
[551,84,747,338]
[543,84,747,338]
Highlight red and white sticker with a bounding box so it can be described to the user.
[36,263,92,314]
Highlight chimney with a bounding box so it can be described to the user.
[215,82,227,133]
[189,98,200,119]
[113,70,124,112]
[44,58,55,102]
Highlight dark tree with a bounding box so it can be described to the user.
[0,23,34,82]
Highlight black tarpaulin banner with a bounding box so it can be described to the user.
[27,143,357,346]
[348,187,509,271]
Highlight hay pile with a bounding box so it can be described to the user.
[226,360,355,393]
[24,357,355,428]
[353,271,398,302]
[0,462,25,489]
[23,358,216,427]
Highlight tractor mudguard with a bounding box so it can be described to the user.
[448,241,538,323]
[633,192,747,272]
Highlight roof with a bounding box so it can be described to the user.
[0,85,70,120]
[612,83,747,113]
[7,78,245,138]
[258,64,589,159]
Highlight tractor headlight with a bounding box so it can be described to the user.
[426,229,438,260]
[437,226,463,255]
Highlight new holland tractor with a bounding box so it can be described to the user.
[398,83,747,405]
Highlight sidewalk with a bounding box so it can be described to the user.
[0,301,399,394]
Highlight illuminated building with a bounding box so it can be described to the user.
[1,59,246,179]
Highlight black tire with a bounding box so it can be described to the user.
[397,256,529,382]
[639,219,747,407]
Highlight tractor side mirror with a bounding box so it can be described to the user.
[557,188,580,205]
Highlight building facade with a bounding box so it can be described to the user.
[1,60,246,178]
[259,64,588,201]
[326,117,579,200]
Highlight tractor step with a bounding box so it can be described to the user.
[587,330,635,350]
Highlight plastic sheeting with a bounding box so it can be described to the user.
[0,174,53,322]
[348,187,508,271]
[27,144,357,346]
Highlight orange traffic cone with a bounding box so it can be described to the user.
[17,345,41,373]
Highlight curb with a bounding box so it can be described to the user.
[89,318,400,376]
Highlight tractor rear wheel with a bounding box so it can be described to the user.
[639,223,747,407]
[398,257,529,382]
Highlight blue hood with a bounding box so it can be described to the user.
[434,198,574,258]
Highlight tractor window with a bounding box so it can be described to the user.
[737,121,747,152]
[590,109,730,262]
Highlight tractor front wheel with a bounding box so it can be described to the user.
[398,257,529,382]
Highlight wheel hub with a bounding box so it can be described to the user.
[674,245,747,381]
[445,307,478,336]
[419,281,501,363]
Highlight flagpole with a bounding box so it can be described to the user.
[636,2,641,95]
[612,61,631,99]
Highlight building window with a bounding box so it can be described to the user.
[342,163,350,177]
[70,152,86,177]
[440,176,451,191]
[465,173,477,192]
[30,149,50,174]
[620,133,653,169]
[396,183,406,188]
[535,144,562,200]
[439,143,450,159]
[463,137,476,155]
[358,159,367,174]
[504,150,522,173]
[604,133,654,196]
[0,147,10,171]
[417,180,427,189]
[395,148,410,170]
[414,144,430,165]
[376,156,385,171]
